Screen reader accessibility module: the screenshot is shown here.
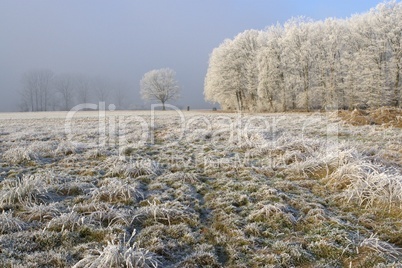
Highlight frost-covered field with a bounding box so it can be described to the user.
[1,110,402,267]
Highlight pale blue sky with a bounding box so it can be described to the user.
[0,0,387,111]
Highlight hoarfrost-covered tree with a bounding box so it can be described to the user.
[204,30,261,111]
[140,68,180,110]
[373,1,402,107]
[233,30,261,111]
[283,17,316,111]
[317,18,348,109]
[204,39,238,110]
[204,1,402,112]
[257,25,286,112]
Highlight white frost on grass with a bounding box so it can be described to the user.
[73,230,160,268]
[0,174,49,206]
[0,211,27,234]
[1,110,402,266]
[105,156,161,178]
[2,146,38,164]
[90,177,143,204]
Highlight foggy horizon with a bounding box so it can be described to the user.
[0,0,386,112]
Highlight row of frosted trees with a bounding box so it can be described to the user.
[204,1,402,112]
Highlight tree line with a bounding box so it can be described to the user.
[19,70,130,112]
[204,1,402,112]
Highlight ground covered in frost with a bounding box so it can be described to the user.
[0,110,402,267]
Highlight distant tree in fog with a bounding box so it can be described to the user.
[114,87,128,110]
[20,69,54,112]
[75,74,92,104]
[54,74,75,111]
[140,68,180,110]
[19,71,133,111]
[93,77,110,103]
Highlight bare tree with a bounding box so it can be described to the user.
[140,68,180,110]
[54,74,75,111]
[18,98,30,112]
[75,74,92,104]
[114,87,128,110]
[21,69,54,111]
[93,76,110,103]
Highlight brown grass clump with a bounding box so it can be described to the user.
[338,107,402,128]
[371,107,402,127]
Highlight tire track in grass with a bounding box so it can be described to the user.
[189,175,229,266]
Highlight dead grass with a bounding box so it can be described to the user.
[338,107,402,128]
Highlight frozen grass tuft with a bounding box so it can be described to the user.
[2,146,38,164]
[74,202,133,228]
[46,210,85,232]
[72,230,160,268]
[322,148,402,211]
[106,156,161,178]
[136,200,198,227]
[0,174,48,206]
[0,211,27,234]
[22,203,61,222]
[163,172,199,184]
[90,177,143,204]
[344,169,402,211]
[87,206,132,228]
[178,249,219,267]
[247,202,297,225]
[54,141,80,156]
[28,141,57,158]
[359,233,402,261]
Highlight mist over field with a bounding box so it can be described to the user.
[0,0,385,112]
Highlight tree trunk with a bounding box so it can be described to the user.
[303,67,310,112]
[236,91,243,112]
[44,90,47,111]
[35,89,38,111]
[280,72,286,112]
[393,63,400,107]
[30,90,34,112]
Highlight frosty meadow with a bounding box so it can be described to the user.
[1,106,402,266]
[64,103,338,156]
